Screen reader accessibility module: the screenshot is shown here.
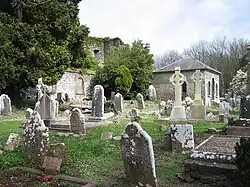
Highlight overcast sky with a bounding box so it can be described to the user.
[78,0,250,56]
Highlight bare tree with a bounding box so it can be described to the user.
[154,50,182,69]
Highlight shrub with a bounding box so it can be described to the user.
[235,137,250,185]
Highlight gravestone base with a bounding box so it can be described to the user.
[87,112,114,122]
[232,118,250,126]
[43,119,56,128]
[169,106,187,122]
[190,104,206,121]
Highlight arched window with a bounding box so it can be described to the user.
[208,81,211,95]
[212,78,215,100]
[215,83,218,97]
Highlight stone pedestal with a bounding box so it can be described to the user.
[169,106,187,122]
[191,104,206,121]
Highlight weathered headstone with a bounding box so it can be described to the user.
[148,85,157,101]
[165,100,174,116]
[110,91,116,102]
[42,156,62,175]
[128,108,140,122]
[169,67,187,122]
[170,124,194,151]
[91,85,105,117]
[190,70,206,121]
[121,122,158,187]
[219,101,229,117]
[4,133,20,151]
[47,143,67,166]
[136,93,145,109]
[56,92,65,105]
[23,111,49,164]
[114,92,123,112]
[0,94,12,116]
[35,93,58,126]
[70,108,85,134]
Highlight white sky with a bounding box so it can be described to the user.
[78,0,250,56]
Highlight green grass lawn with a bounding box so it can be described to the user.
[0,113,225,186]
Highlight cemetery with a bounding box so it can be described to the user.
[1,61,248,186]
[1,1,250,186]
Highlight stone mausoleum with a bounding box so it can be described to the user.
[152,58,221,106]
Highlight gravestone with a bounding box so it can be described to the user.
[42,156,62,175]
[110,91,116,102]
[47,143,67,166]
[171,124,194,151]
[0,94,12,116]
[169,67,187,122]
[70,108,85,134]
[91,85,105,117]
[23,111,49,164]
[36,78,44,101]
[190,70,206,121]
[219,101,229,117]
[128,108,140,122]
[4,133,20,151]
[35,93,58,126]
[136,93,145,109]
[165,100,174,116]
[148,85,157,101]
[114,92,123,112]
[56,92,65,105]
[120,122,158,187]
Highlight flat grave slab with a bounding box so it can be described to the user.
[188,135,239,164]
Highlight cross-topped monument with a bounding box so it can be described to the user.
[191,70,203,104]
[169,67,187,122]
[190,70,206,121]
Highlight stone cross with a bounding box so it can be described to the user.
[169,67,186,106]
[120,122,158,187]
[191,70,203,102]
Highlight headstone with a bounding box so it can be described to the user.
[170,124,194,151]
[70,108,85,134]
[148,85,157,101]
[4,133,20,151]
[65,93,70,102]
[128,108,140,122]
[0,94,12,116]
[42,156,62,175]
[169,67,187,122]
[190,70,206,120]
[165,100,174,116]
[219,101,229,117]
[91,85,104,117]
[47,143,67,166]
[219,114,225,123]
[56,92,65,105]
[110,91,116,102]
[121,122,158,187]
[35,93,58,126]
[23,111,49,164]
[114,92,123,112]
[136,93,145,109]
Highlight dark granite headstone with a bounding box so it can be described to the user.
[120,122,158,187]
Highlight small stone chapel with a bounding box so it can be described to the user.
[152,58,221,106]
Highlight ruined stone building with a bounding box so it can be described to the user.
[151,58,221,106]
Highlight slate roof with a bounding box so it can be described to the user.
[153,58,221,75]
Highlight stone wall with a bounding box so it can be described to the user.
[152,70,207,102]
[50,70,95,101]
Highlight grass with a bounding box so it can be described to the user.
[0,102,226,186]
